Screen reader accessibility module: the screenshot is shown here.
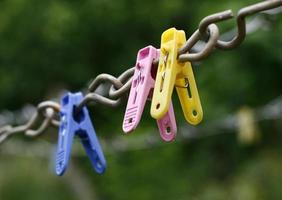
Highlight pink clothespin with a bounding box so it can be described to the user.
[123,46,177,142]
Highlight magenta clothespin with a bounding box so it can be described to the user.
[123,46,177,142]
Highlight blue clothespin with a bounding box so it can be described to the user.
[55,92,106,176]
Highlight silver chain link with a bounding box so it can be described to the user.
[0,0,281,144]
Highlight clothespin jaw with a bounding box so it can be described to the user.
[56,92,106,176]
[150,28,203,125]
[123,45,177,142]
[157,103,177,141]
[175,62,203,125]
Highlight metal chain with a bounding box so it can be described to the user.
[75,67,135,113]
[178,0,282,61]
[0,0,281,144]
[0,101,60,143]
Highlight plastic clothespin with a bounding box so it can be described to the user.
[55,92,106,176]
[123,46,177,142]
[151,28,203,125]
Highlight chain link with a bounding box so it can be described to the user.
[0,101,60,143]
[0,0,281,144]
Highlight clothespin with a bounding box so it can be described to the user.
[123,46,177,142]
[237,106,260,145]
[151,28,203,125]
[55,92,106,176]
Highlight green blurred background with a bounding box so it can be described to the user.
[0,0,281,199]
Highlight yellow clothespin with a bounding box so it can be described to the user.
[150,28,203,125]
[237,106,260,145]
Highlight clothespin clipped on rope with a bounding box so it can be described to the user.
[237,106,260,145]
[55,92,106,176]
[151,28,203,125]
[123,46,177,142]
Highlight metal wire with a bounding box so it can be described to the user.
[2,96,282,156]
[0,0,281,144]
